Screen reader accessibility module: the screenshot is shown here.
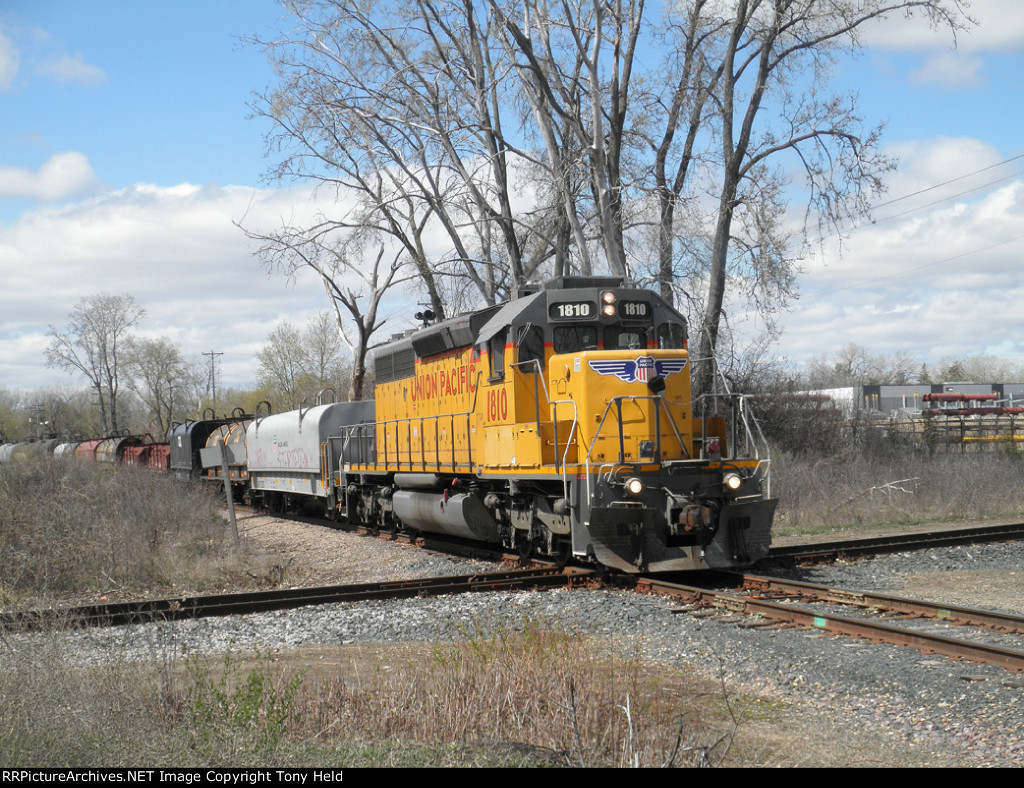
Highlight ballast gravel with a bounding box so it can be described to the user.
[5,516,1024,767]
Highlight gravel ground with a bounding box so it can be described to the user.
[5,514,1024,767]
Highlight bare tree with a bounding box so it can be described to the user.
[256,322,310,409]
[125,337,200,437]
[252,0,513,309]
[806,343,918,387]
[0,388,30,441]
[255,312,352,407]
[493,0,649,277]
[935,355,1024,384]
[248,221,413,400]
[692,0,969,396]
[303,309,350,387]
[45,293,145,434]
[251,0,969,394]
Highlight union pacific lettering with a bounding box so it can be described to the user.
[411,362,476,401]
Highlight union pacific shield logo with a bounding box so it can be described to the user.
[588,356,688,383]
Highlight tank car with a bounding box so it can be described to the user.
[53,441,81,459]
[9,439,62,461]
[328,276,775,573]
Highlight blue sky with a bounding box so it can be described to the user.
[2,0,1024,392]
[1,1,280,213]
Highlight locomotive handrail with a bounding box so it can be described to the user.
[585,394,689,465]
[583,394,674,510]
[343,373,483,474]
[694,389,772,499]
[695,392,769,459]
[509,357,580,477]
[697,351,771,460]
[553,399,579,506]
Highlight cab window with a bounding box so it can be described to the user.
[605,327,644,350]
[517,325,545,371]
[488,330,507,379]
[656,322,686,349]
[553,325,598,353]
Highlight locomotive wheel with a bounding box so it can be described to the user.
[517,537,533,563]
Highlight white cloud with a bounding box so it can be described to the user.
[909,51,984,88]
[777,137,1024,369]
[863,0,1024,53]
[0,181,429,391]
[0,152,98,201]
[0,27,18,90]
[36,51,106,86]
[882,137,1004,194]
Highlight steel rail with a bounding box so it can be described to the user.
[616,575,1024,673]
[767,522,1024,563]
[0,567,594,632]
[739,573,1024,634]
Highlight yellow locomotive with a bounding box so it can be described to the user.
[336,276,775,572]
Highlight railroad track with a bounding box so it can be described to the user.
[615,572,1024,673]
[767,521,1024,564]
[9,558,1024,674]
[245,504,1024,570]
[0,566,596,632]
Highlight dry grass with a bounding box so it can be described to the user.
[0,456,247,606]
[1,449,1005,767]
[0,626,782,768]
[283,623,746,767]
[0,457,771,768]
[771,447,1024,535]
[0,635,189,766]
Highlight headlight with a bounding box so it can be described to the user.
[625,477,644,496]
[723,472,742,491]
[602,291,616,304]
[602,303,617,317]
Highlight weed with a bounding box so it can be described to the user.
[184,649,305,762]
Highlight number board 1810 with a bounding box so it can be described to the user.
[549,301,595,320]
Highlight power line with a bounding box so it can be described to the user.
[871,152,1024,210]
[814,233,1024,296]
[869,170,1023,226]
[811,153,1024,244]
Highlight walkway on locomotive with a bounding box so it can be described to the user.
[338,278,761,486]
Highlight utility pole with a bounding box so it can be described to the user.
[203,350,223,413]
[27,404,47,440]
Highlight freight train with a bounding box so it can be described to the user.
[3,277,776,573]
